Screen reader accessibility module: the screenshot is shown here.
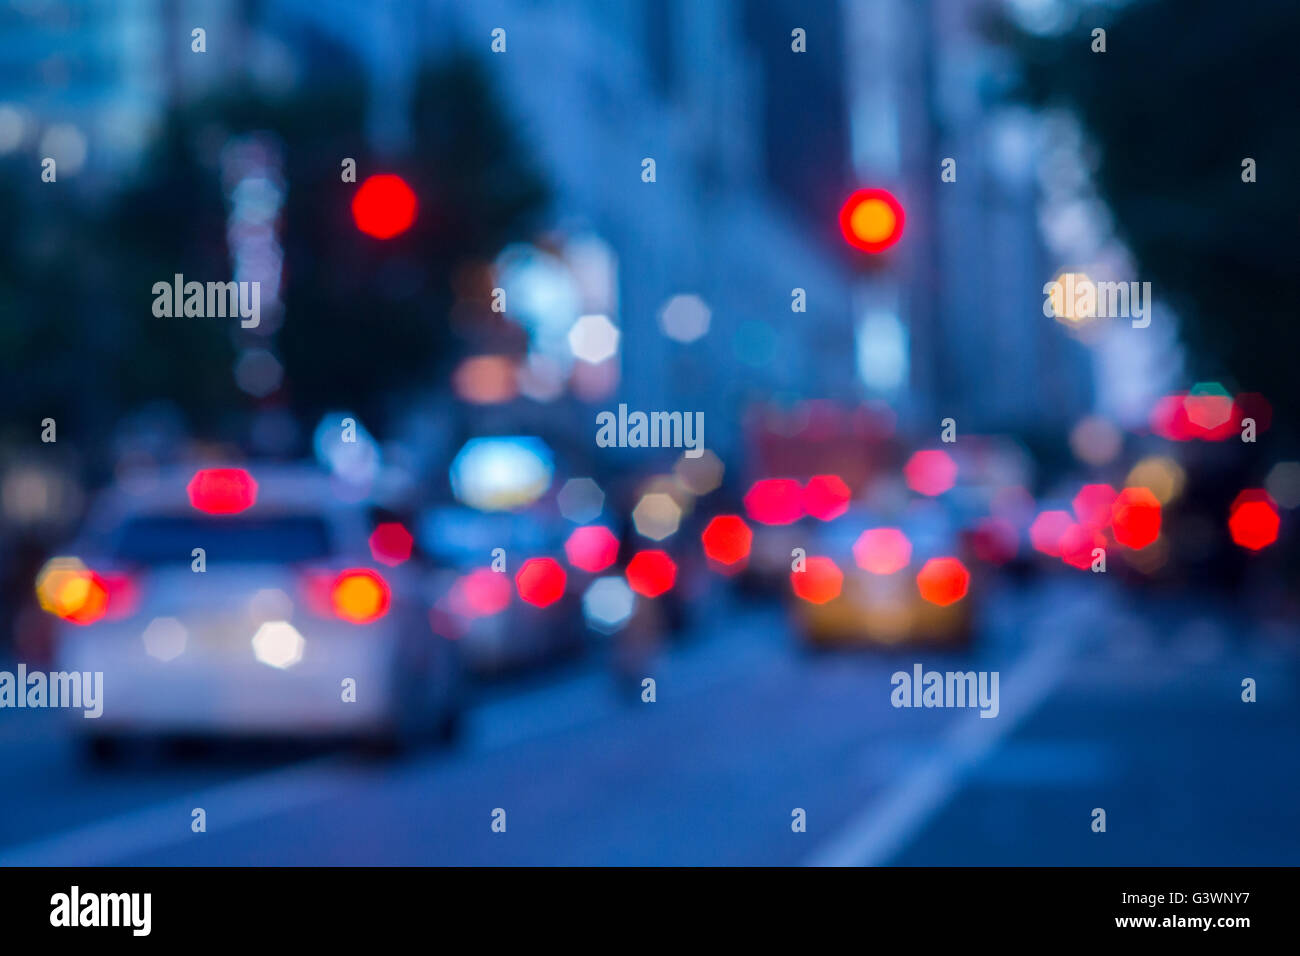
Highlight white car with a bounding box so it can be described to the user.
[45,463,462,759]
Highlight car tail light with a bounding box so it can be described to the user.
[97,570,140,620]
[329,569,391,624]
[59,572,110,625]
[36,558,136,626]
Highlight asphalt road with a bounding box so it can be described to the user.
[1,577,1296,865]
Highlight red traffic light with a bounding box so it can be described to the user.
[352,174,418,239]
[839,188,905,253]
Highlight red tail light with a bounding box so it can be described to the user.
[36,559,136,626]
[625,550,677,598]
[98,571,140,620]
[60,571,110,625]
[329,569,391,624]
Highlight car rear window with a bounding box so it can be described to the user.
[113,515,333,565]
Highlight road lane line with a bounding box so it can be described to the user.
[803,591,1100,867]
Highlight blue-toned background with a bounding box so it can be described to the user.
[0,0,1295,865]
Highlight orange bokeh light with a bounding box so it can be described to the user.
[839,188,905,253]
[916,557,970,607]
[791,556,843,604]
[331,569,391,624]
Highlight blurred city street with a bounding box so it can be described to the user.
[2,577,1295,867]
[1,0,1297,876]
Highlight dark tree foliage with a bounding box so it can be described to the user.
[1006,0,1299,447]
[276,54,548,428]
[2,52,547,449]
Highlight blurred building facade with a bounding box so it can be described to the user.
[277,0,863,463]
[838,0,1095,437]
[268,0,1095,452]
[2,0,1096,455]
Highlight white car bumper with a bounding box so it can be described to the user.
[55,616,398,735]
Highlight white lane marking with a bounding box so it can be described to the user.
[802,593,1099,867]
[0,756,349,866]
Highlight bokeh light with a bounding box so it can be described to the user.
[626,550,677,597]
[1126,455,1186,505]
[701,515,753,567]
[658,294,712,343]
[187,468,258,515]
[1111,487,1162,550]
[351,173,417,239]
[567,313,620,363]
[916,557,970,606]
[904,450,957,497]
[582,576,636,633]
[451,568,512,618]
[853,528,912,575]
[557,477,604,523]
[744,479,805,525]
[1029,510,1073,557]
[1265,462,1300,510]
[802,474,851,521]
[142,616,188,662]
[1059,523,1105,570]
[1183,382,1235,432]
[1069,416,1122,466]
[674,449,724,496]
[234,348,283,398]
[1044,271,1096,326]
[369,522,414,566]
[515,557,567,607]
[791,556,843,604]
[36,557,109,625]
[839,188,905,253]
[1228,490,1280,551]
[564,525,620,573]
[1072,483,1117,529]
[450,437,553,512]
[251,621,305,669]
[632,492,683,540]
[452,355,518,404]
[331,569,391,624]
